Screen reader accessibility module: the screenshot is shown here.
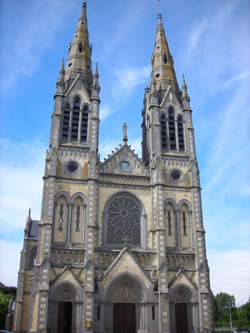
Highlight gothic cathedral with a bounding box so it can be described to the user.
[13,2,214,333]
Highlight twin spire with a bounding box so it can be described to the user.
[151,14,179,95]
[57,2,189,104]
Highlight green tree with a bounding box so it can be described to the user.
[0,290,10,328]
[214,292,236,327]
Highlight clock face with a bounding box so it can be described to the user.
[67,161,78,173]
[120,161,130,172]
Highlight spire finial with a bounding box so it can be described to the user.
[181,74,190,105]
[123,123,128,144]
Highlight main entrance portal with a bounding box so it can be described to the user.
[57,302,72,333]
[113,303,136,333]
[175,303,188,333]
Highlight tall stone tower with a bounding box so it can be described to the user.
[13,3,214,333]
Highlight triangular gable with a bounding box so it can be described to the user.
[168,268,197,290]
[100,144,149,177]
[102,247,151,289]
[160,85,182,109]
[64,73,90,102]
[51,265,82,287]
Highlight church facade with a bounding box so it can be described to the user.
[13,2,214,333]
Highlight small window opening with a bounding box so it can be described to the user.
[78,43,83,53]
[183,212,187,236]
[97,305,101,320]
[71,97,81,142]
[163,53,167,64]
[152,306,155,320]
[59,204,64,231]
[76,206,80,231]
[155,73,160,78]
[68,62,72,68]
[167,211,172,235]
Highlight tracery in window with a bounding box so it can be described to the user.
[106,194,141,246]
[167,211,172,235]
[165,202,176,248]
[61,104,70,143]
[160,113,167,150]
[71,97,81,141]
[81,104,89,142]
[168,107,176,150]
[178,115,185,151]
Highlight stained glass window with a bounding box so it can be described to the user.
[106,195,141,246]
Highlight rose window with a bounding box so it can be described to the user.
[107,196,141,246]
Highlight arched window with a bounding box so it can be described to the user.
[71,196,85,245]
[160,113,167,150]
[168,107,176,150]
[105,193,142,247]
[70,97,81,141]
[178,115,185,151]
[165,202,176,248]
[53,195,68,244]
[61,104,70,143]
[81,104,89,142]
[180,204,189,236]
[78,42,83,53]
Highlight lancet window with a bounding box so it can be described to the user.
[61,104,70,143]
[168,107,176,150]
[61,97,89,144]
[160,107,185,152]
[178,115,185,151]
[105,193,142,247]
[71,97,81,141]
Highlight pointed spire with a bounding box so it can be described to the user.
[150,14,179,94]
[24,208,31,236]
[181,74,191,108]
[92,63,100,90]
[64,0,92,85]
[123,122,128,144]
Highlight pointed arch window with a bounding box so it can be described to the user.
[81,104,89,142]
[160,113,167,150]
[165,203,175,236]
[70,96,81,141]
[180,204,189,236]
[61,104,70,143]
[168,106,176,150]
[178,115,185,151]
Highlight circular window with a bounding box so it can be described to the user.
[120,161,130,172]
[106,195,141,246]
[171,169,181,181]
[67,161,78,173]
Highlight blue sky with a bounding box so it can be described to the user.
[0,0,249,305]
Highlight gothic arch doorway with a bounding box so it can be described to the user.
[47,282,83,333]
[169,285,195,333]
[104,274,147,333]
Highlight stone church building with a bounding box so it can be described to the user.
[13,2,214,333]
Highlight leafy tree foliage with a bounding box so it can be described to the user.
[214,293,250,329]
[0,282,16,329]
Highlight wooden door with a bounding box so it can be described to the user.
[175,303,188,333]
[113,303,136,333]
[57,302,72,333]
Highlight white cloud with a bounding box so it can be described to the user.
[209,249,250,306]
[0,240,22,287]
[100,105,113,121]
[0,138,45,234]
[115,65,151,90]
[223,71,250,89]
[0,0,78,91]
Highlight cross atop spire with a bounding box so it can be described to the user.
[150,14,179,95]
